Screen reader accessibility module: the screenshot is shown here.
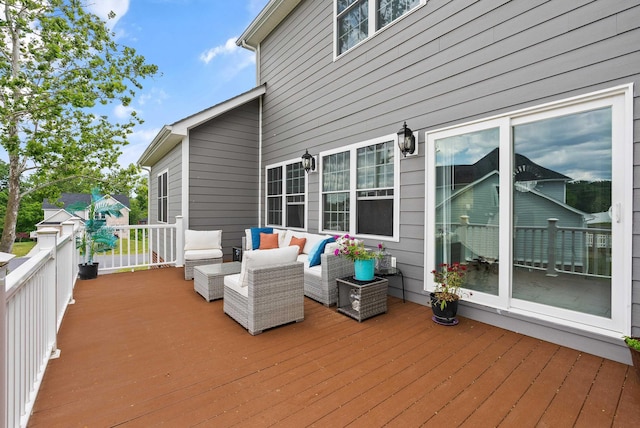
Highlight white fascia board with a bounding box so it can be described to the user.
[137,85,266,167]
[172,85,266,134]
[237,0,302,49]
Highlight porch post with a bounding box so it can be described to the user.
[175,215,184,267]
[546,218,558,277]
[0,252,15,428]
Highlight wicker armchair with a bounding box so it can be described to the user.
[223,246,304,335]
[184,229,223,280]
[304,253,354,306]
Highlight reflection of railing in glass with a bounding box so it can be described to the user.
[437,217,612,279]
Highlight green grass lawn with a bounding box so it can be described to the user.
[12,241,37,257]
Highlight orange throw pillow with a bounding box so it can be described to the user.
[289,236,307,255]
[259,232,279,250]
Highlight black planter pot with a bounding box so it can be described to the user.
[430,292,459,326]
[78,262,99,280]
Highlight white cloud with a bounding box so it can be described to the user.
[139,87,169,106]
[199,37,241,64]
[119,127,163,167]
[85,0,130,29]
[114,104,135,119]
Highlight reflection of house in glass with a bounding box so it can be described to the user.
[436,148,611,277]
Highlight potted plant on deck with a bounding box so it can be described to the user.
[623,336,640,380]
[73,189,125,280]
[334,234,381,281]
[430,262,467,325]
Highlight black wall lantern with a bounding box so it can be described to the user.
[302,149,316,173]
[397,121,416,157]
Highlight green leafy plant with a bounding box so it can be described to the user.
[624,336,640,352]
[334,234,382,261]
[431,262,467,309]
[72,189,125,265]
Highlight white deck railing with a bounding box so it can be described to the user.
[3,217,183,428]
[96,223,181,273]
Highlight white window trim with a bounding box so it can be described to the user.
[319,133,401,242]
[264,159,309,231]
[157,169,168,224]
[333,0,426,60]
[424,84,634,337]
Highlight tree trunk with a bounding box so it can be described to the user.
[0,154,22,253]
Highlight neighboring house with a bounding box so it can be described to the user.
[32,209,78,239]
[42,193,131,228]
[139,0,638,364]
[437,150,589,266]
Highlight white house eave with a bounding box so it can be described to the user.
[237,0,302,49]
[137,125,182,167]
[137,85,266,167]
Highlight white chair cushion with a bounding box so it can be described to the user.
[239,246,299,287]
[305,264,322,278]
[324,242,339,255]
[184,229,221,250]
[224,273,248,297]
[184,249,223,260]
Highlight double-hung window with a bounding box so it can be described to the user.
[321,135,399,240]
[335,0,423,56]
[266,161,307,229]
[157,170,168,223]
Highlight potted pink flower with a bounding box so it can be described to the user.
[430,262,467,325]
[334,234,380,281]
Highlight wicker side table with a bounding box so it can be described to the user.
[336,276,388,322]
[194,262,241,301]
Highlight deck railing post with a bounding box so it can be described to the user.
[175,215,184,267]
[61,221,76,304]
[459,215,469,262]
[1,252,15,428]
[37,228,61,358]
[546,218,558,277]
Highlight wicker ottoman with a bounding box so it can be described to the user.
[185,257,222,280]
[194,262,241,301]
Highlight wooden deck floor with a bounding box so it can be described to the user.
[29,267,640,427]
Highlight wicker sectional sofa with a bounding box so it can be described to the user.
[242,228,354,306]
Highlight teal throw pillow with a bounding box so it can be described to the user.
[308,236,336,267]
[250,227,273,250]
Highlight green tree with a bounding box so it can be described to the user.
[0,0,158,252]
[128,175,148,225]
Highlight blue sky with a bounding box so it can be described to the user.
[85,0,269,169]
[0,1,269,173]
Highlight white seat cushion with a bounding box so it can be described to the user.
[184,249,223,260]
[305,264,322,278]
[224,273,248,297]
[239,246,299,287]
[184,229,222,250]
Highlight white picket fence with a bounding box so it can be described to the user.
[2,217,183,428]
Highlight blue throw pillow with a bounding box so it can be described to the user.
[308,236,336,267]
[250,227,273,250]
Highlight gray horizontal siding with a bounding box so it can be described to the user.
[148,142,182,263]
[258,0,640,320]
[188,99,260,258]
[149,143,182,225]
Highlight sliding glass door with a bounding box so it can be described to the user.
[426,87,632,334]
